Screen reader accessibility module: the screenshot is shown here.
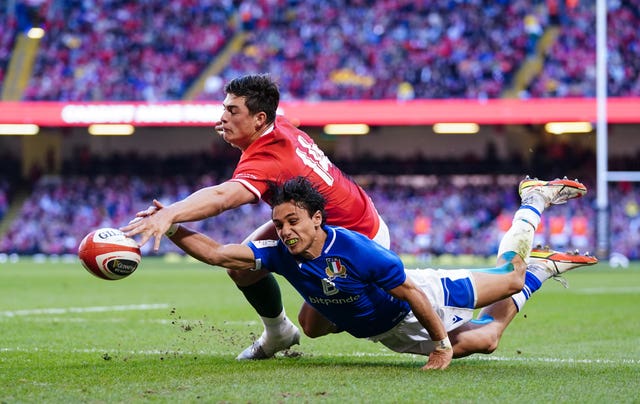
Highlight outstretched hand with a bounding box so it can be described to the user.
[422,348,453,370]
[120,199,170,251]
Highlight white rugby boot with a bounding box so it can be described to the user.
[518,176,587,207]
[236,321,301,360]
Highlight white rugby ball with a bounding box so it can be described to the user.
[78,228,141,280]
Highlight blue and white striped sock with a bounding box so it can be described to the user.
[511,265,552,311]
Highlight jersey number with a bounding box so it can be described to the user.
[296,136,334,186]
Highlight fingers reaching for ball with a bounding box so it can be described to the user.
[135,205,157,218]
[152,199,166,209]
[128,216,143,225]
[121,200,174,251]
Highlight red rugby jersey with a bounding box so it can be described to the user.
[229,116,380,239]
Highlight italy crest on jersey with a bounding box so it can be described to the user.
[325,257,347,279]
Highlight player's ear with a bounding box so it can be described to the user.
[254,111,267,128]
[312,210,323,226]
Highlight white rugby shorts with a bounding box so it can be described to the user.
[368,268,477,356]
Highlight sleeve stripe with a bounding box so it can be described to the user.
[229,179,262,200]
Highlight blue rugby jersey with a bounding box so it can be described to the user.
[248,226,410,338]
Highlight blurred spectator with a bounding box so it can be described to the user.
[570,207,589,250]
[0,180,9,221]
[16,0,48,32]
[0,5,17,84]
[548,213,569,250]
[412,213,432,257]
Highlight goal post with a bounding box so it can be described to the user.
[594,0,639,260]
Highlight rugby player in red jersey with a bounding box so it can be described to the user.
[122,74,389,359]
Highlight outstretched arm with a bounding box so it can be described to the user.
[388,278,453,370]
[167,224,256,270]
[121,181,256,251]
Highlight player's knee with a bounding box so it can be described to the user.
[479,328,502,354]
[470,329,500,354]
[452,329,500,356]
[483,337,500,354]
[297,310,336,339]
[301,325,324,339]
[510,273,525,293]
[298,314,323,338]
[507,260,526,293]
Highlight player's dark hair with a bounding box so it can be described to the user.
[270,177,327,225]
[224,74,279,123]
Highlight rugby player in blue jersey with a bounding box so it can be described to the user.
[160,176,596,370]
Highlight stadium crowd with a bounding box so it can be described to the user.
[526,0,640,98]
[0,4,16,86]
[1,170,638,260]
[21,0,236,101]
[0,0,637,101]
[0,180,9,222]
[210,0,537,100]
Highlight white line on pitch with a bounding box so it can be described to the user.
[2,317,258,326]
[0,347,637,365]
[0,303,170,317]
[467,355,640,365]
[574,287,640,294]
[334,352,640,365]
[538,287,640,295]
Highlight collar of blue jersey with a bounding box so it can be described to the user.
[322,225,337,255]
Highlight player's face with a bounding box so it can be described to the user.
[219,94,265,150]
[272,201,324,260]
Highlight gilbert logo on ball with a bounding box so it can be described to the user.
[78,228,141,280]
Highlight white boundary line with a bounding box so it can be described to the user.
[540,286,640,295]
[468,355,640,365]
[0,346,637,365]
[0,317,258,326]
[0,303,170,317]
[332,352,640,365]
[574,287,640,294]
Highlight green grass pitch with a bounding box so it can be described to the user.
[1,257,638,403]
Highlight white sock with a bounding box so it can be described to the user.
[497,195,547,260]
[497,218,535,260]
[261,310,292,338]
[522,192,547,214]
[511,293,527,312]
[527,264,552,283]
